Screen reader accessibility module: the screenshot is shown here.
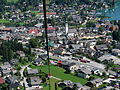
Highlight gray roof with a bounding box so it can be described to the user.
[27,68,39,74]
[10,59,19,65]
[4,62,10,65]
[1,64,11,70]
[70,44,83,50]
[63,80,73,86]
[78,67,92,75]
[90,78,103,84]
[79,39,97,43]
[57,36,66,40]
[35,58,43,62]
[74,83,83,88]
[35,23,43,28]
[49,36,58,41]
[2,69,11,74]
[108,70,117,76]
[95,44,108,50]
[40,54,48,60]
[49,56,61,61]
[68,29,77,33]
[62,61,69,65]
[53,48,63,54]
[7,76,18,83]
[48,32,57,37]
[112,49,120,54]
[80,86,91,90]
[103,86,114,90]
[30,76,42,85]
[98,54,120,64]
[68,63,76,67]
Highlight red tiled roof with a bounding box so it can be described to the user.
[28,29,39,34]
[58,60,62,64]
[3,28,12,31]
[47,27,56,30]
[41,27,57,30]
[0,77,5,84]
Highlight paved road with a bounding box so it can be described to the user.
[20,65,28,78]
[50,76,62,81]
[20,65,29,87]
[57,55,105,71]
[24,77,29,88]
[26,86,43,90]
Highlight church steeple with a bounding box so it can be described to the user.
[65,21,69,35]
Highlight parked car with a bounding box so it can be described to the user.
[79,59,90,63]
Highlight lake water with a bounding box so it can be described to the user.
[105,1,120,20]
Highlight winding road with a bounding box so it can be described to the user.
[20,65,29,87]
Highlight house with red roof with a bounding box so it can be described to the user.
[0,28,12,33]
[0,77,5,84]
[27,29,40,35]
[57,60,62,66]
[39,12,57,18]
[41,27,58,33]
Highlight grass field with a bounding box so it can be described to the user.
[0,19,11,24]
[17,22,26,26]
[99,83,109,88]
[112,64,120,68]
[30,65,88,85]
[42,78,62,90]
[19,86,24,90]
[7,0,51,4]
[7,0,18,3]
[31,11,40,15]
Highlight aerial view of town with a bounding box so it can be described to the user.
[0,0,120,90]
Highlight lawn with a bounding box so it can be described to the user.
[42,78,62,90]
[98,83,109,88]
[69,24,86,29]
[31,11,40,15]
[7,0,50,4]
[17,22,26,26]
[29,65,88,85]
[0,19,11,24]
[92,75,107,79]
[46,0,52,4]
[19,86,24,90]
[7,0,18,3]
[111,64,120,68]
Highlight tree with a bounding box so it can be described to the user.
[86,21,96,27]
[65,68,70,74]
[105,65,109,71]
[10,39,23,51]
[111,41,116,48]
[29,38,39,48]
[41,76,46,83]
[112,30,120,41]
[0,41,10,61]
[102,72,106,77]
[98,26,105,32]
[112,30,118,40]
[0,83,8,90]
[8,49,14,61]
[88,76,95,81]
[14,71,21,76]
[72,84,77,90]
[90,84,97,90]
[0,39,23,59]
